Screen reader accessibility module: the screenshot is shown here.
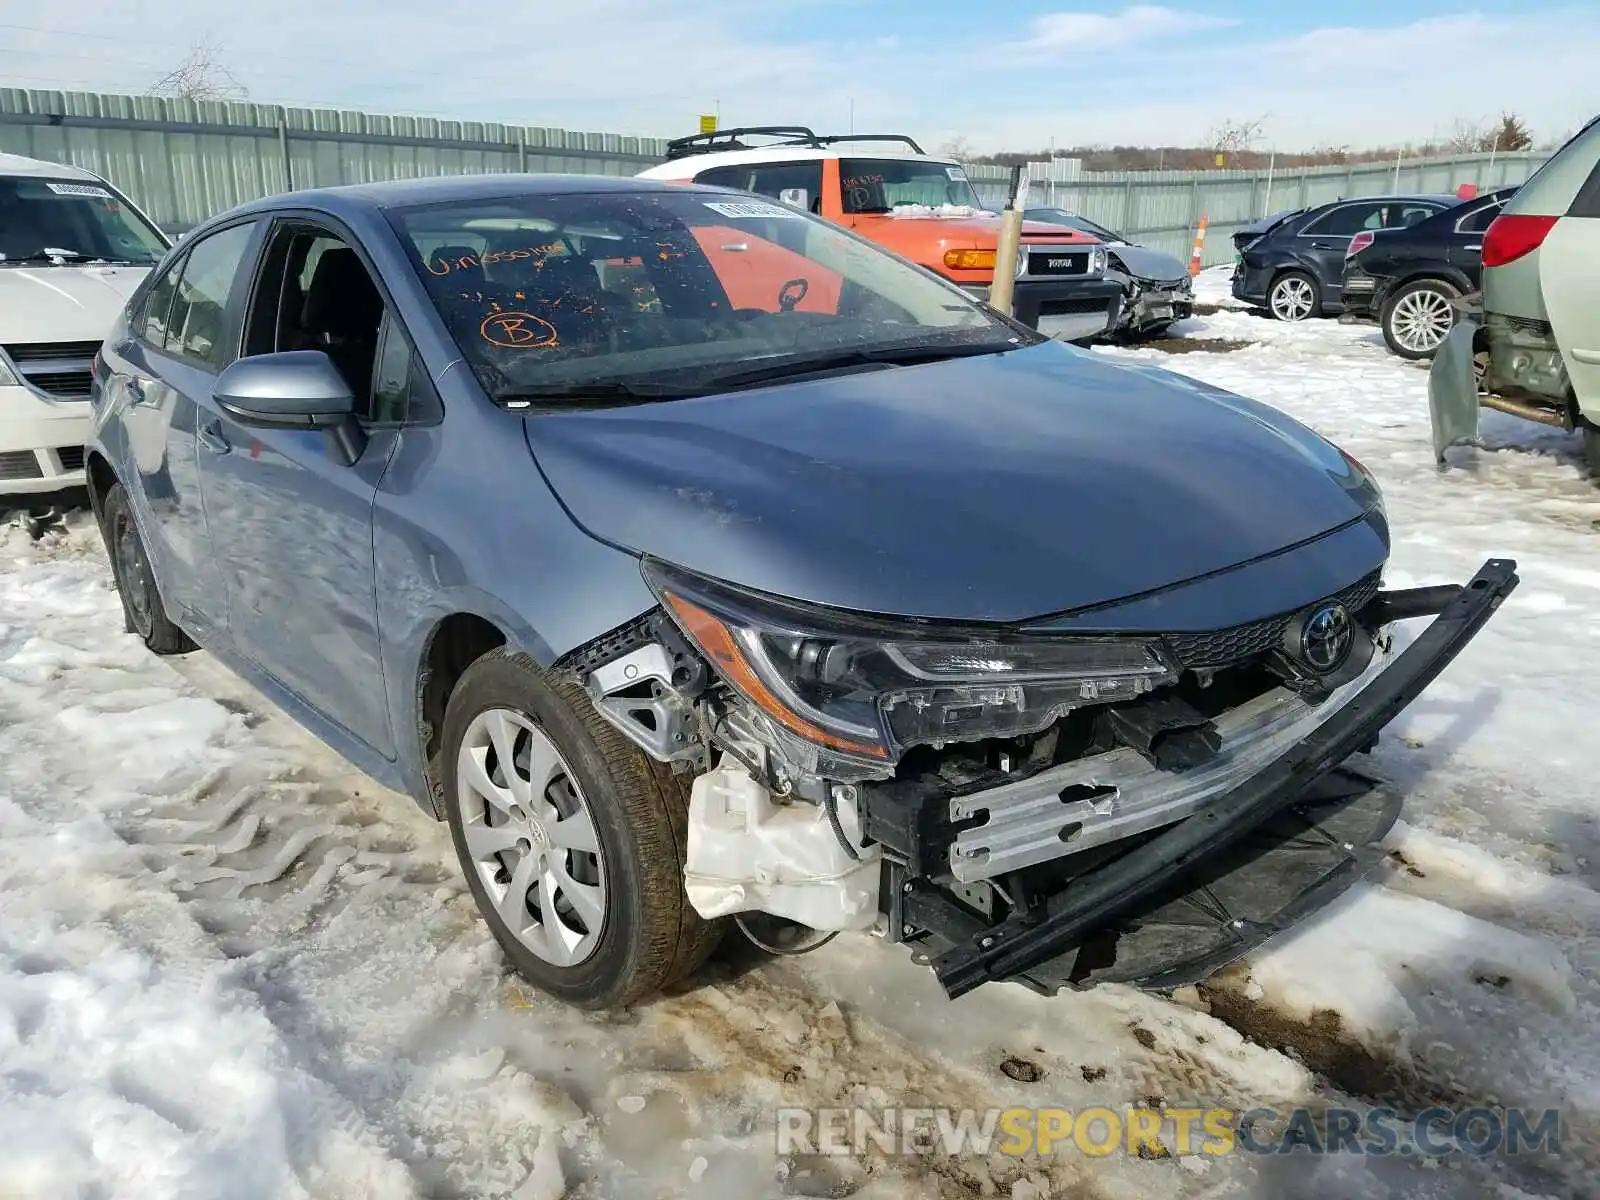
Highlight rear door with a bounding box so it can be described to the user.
[1541,159,1600,413]
[110,219,261,639]
[1297,201,1387,291]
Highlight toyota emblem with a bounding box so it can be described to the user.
[1298,602,1353,673]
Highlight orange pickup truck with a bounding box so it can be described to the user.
[637,127,1124,341]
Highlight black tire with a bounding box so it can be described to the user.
[102,482,196,655]
[1583,423,1600,482]
[1380,278,1461,360]
[1267,270,1321,322]
[440,649,723,1009]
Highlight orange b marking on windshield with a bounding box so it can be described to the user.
[480,311,559,350]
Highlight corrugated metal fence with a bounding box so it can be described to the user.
[0,87,1552,266]
[965,151,1549,264]
[0,88,669,233]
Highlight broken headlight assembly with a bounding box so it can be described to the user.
[642,559,1179,768]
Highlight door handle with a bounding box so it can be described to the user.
[1464,243,1482,251]
[198,420,231,455]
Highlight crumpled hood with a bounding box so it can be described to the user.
[524,342,1377,622]
[0,265,150,343]
[1108,243,1190,285]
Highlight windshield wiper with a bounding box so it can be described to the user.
[702,341,1016,391]
[495,378,704,408]
[0,248,140,265]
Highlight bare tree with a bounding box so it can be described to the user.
[1206,116,1267,161]
[1442,118,1488,154]
[939,135,976,163]
[146,36,248,101]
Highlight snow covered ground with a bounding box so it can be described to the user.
[2,304,1597,1199]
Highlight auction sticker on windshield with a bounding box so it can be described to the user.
[46,182,113,198]
[701,200,802,220]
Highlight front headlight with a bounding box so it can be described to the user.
[644,560,1178,765]
[0,355,19,387]
[1090,245,1109,274]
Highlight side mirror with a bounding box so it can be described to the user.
[213,350,366,466]
[214,351,354,429]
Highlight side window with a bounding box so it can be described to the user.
[1458,202,1502,234]
[239,223,386,407]
[746,162,825,213]
[693,165,753,191]
[369,316,411,424]
[1382,203,1439,228]
[1303,203,1384,237]
[368,313,442,426]
[163,221,257,369]
[136,260,181,348]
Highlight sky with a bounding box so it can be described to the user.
[1,3,1594,155]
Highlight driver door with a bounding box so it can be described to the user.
[196,218,401,758]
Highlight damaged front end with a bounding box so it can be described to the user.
[567,556,1519,998]
[1108,266,1194,340]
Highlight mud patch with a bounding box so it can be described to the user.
[1144,337,1252,355]
[1197,982,1417,1106]
[999,1057,1045,1084]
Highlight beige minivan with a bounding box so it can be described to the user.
[1429,114,1600,476]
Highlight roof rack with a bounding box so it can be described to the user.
[664,126,927,160]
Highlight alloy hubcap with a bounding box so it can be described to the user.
[456,708,605,968]
[1391,288,1455,353]
[1271,277,1314,321]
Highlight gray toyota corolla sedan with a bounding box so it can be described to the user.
[86,174,1516,1008]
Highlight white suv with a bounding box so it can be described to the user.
[1429,115,1600,475]
[0,153,169,509]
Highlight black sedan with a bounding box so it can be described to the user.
[1232,194,1458,321]
[1342,187,1516,359]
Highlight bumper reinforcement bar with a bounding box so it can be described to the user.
[931,558,1519,999]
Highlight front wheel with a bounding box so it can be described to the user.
[1583,423,1600,482]
[440,649,723,1009]
[1268,271,1320,322]
[1381,279,1461,360]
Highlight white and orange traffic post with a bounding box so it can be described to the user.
[1188,213,1209,278]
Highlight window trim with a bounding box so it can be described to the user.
[1454,200,1505,235]
[144,217,264,372]
[241,211,440,428]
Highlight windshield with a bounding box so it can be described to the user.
[839,159,985,214]
[391,189,1019,406]
[0,176,168,266]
